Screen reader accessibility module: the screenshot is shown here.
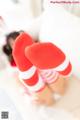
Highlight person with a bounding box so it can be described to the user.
[13,32,72,106]
[2,31,22,67]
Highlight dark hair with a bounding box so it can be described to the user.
[3,31,39,65]
[3,31,20,64]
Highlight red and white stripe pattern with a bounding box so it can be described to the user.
[19,66,45,93]
[12,33,45,94]
[39,69,59,83]
[39,58,72,84]
[25,42,72,78]
[53,58,72,76]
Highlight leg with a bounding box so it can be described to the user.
[33,84,55,106]
[48,75,68,95]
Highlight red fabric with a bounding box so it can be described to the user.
[12,33,44,92]
[23,71,39,86]
[10,59,16,67]
[13,33,34,71]
[12,33,72,93]
[25,42,72,76]
[59,62,72,75]
[25,42,66,69]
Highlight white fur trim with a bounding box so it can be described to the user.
[19,75,45,92]
[53,58,70,71]
[19,66,36,79]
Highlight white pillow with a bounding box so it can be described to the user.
[39,4,80,78]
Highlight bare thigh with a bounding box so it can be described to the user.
[48,75,68,95]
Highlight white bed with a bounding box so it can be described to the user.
[0,0,80,119]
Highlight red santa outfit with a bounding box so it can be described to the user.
[12,33,45,94]
[25,42,72,84]
[13,33,72,95]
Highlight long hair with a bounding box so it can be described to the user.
[3,31,20,64]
